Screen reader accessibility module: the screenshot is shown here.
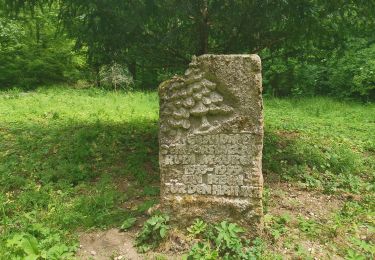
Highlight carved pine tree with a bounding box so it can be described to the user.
[160,66,233,135]
[188,79,232,131]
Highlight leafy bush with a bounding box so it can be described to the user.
[264,214,291,241]
[327,43,375,100]
[213,221,244,258]
[262,40,375,101]
[0,14,84,90]
[99,63,134,91]
[1,224,77,260]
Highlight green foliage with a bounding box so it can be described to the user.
[120,217,137,231]
[262,187,271,214]
[187,219,207,238]
[345,237,375,260]
[263,97,375,194]
[186,242,219,260]
[297,217,320,238]
[345,249,366,260]
[327,42,375,100]
[3,0,375,98]
[265,214,291,241]
[186,220,265,260]
[214,221,244,258]
[135,214,170,252]
[0,88,160,256]
[1,223,77,259]
[0,7,84,89]
[0,88,373,258]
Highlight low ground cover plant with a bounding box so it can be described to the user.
[0,87,373,258]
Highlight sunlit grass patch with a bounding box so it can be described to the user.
[0,87,373,258]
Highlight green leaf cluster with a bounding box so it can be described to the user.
[186,220,264,260]
[135,214,170,252]
[1,224,77,260]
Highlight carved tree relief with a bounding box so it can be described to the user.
[160,59,233,136]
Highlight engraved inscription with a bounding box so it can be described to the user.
[161,133,260,198]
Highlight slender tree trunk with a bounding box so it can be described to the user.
[94,65,100,87]
[35,18,40,44]
[128,61,136,81]
[200,115,211,130]
[197,0,209,55]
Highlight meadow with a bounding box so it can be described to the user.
[0,87,374,259]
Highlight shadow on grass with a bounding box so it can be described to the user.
[2,120,367,194]
[1,119,161,229]
[1,119,159,190]
[1,119,369,231]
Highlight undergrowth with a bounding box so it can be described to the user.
[0,87,373,258]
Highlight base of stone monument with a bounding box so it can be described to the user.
[161,195,263,236]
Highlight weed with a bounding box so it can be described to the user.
[120,217,137,231]
[297,216,320,238]
[186,220,266,260]
[187,219,207,238]
[294,244,313,260]
[262,187,271,214]
[135,214,170,252]
[265,214,291,241]
[345,249,366,260]
[349,237,375,259]
[2,225,77,259]
[185,242,219,260]
[214,221,244,258]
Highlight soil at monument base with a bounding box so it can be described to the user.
[76,180,345,260]
[77,229,140,260]
[77,228,184,260]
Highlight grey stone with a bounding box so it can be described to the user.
[158,54,264,233]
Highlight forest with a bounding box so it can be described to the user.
[1,0,374,99]
[0,1,374,259]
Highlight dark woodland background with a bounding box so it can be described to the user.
[1,0,374,100]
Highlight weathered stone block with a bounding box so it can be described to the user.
[159,54,263,233]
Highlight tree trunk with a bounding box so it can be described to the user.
[35,18,40,44]
[200,115,211,130]
[128,61,136,81]
[197,0,209,55]
[94,65,100,87]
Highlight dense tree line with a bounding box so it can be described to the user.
[1,0,374,100]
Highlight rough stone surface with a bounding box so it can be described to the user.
[158,54,263,233]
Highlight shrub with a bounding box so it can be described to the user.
[99,63,134,91]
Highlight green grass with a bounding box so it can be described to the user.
[264,97,375,193]
[0,86,374,259]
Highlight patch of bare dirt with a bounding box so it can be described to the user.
[77,228,184,260]
[276,130,301,139]
[77,229,141,260]
[267,182,344,221]
[264,181,346,259]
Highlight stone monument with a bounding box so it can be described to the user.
[158,54,263,233]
